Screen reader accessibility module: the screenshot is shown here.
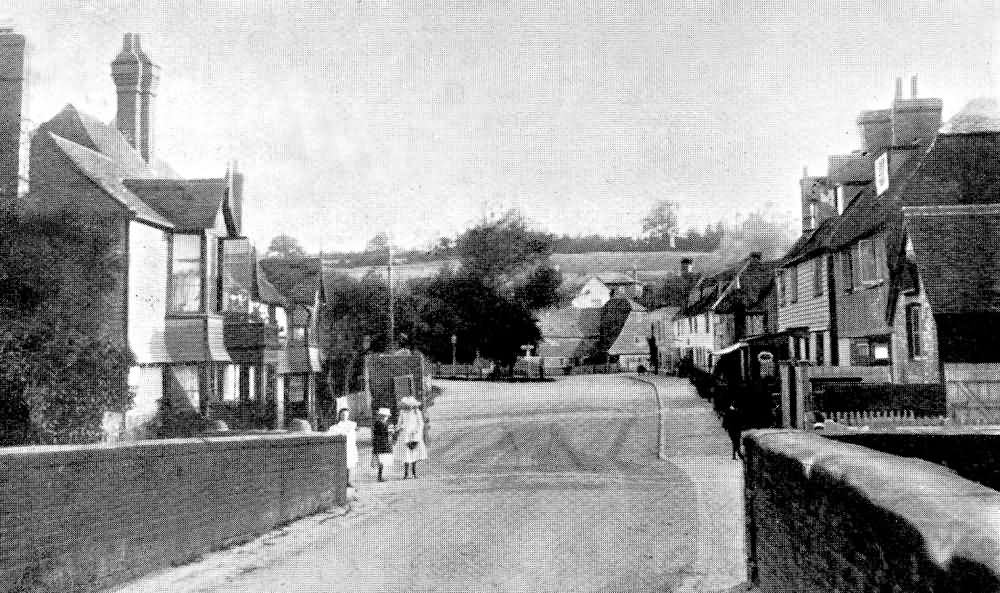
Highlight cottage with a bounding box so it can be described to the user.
[22,35,251,439]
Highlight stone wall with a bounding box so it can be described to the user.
[1,432,347,592]
[744,429,1000,592]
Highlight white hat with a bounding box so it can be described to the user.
[377,407,391,416]
[398,396,421,409]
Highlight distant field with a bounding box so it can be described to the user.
[551,250,723,276]
[326,250,724,282]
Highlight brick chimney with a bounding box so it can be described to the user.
[111,33,160,163]
[800,166,834,233]
[891,74,942,147]
[0,26,26,204]
[856,108,891,153]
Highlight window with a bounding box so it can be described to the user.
[695,316,700,333]
[789,264,799,303]
[813,257,825,296]
[859,239,879,283]
[287,375,307,403]
[906,304,923,358]
[842,249,854,292]
[171,234,203,312]
[688,317,693,333]
[850,336,891,365]
[777,270,786,305]
[814,331,825,366]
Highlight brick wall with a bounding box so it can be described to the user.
[0,433,347,592]
[744,430,1000,592]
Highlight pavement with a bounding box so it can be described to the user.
[107,374,748,593]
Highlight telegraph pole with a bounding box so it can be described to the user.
[387,236,395,352]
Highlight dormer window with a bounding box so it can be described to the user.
[171,234,203,312]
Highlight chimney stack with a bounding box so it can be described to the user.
[894,77,903,102]
[0,27,25,204]
[111,33,160,163]
[226,160,244,236]
[911,74,918,98]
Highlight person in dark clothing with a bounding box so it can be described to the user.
[371,407,396,482]
[722,404,744,460]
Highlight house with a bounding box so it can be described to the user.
[648,306,680,373]
[219,235,290,429]
[674,254,778,374]
[18,35,266,439]
[258,257,325,427]
[827,77,942,368]
[881,100,1000,393]
[534,307,603,369]
[776,216,840,366]
[569,271,644,308]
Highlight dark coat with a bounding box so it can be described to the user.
[372,417,393,454]
[722,408,743,438]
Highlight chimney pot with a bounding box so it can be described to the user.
[749,252,763,261]
[802,165,808,178]
[895,77,903,102]
[911,74,918,98]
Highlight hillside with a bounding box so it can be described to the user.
[323,250,726,283]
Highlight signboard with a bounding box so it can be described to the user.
[875,152,889,195]
[757,351,775,378]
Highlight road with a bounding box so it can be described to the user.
[111,375,743,593]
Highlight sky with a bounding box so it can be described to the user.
[5,1,997,252]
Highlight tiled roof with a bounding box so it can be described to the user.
[830,150,924,248]
[903,204,1000,315]
[256,263,288,306]
[781,216,839,267]
[45,104,177,179]
[537,307,603,338]
[50,134,174,228]
[607,311,652,355]
[828,152,873,185]
[124,178,227,231]
[260,257,322,305]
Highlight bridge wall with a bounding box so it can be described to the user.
[744,429,1000,592]
[1,432,347,592]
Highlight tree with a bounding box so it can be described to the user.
[0,210,134,445]
[641,200,680,245]
[365,232,389,252]
[266,234,306,258]
[455,210,553,285]
[717,207,796,265]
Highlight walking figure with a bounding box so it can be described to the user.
[327,407,358,488]
[371,407,395,482]
[394,396,428,479]
[723,403,745,460]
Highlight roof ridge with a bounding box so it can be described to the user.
[903,202,1000,216]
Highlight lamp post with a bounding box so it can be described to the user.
[450,334,457,367]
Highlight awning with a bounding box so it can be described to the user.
[713,342,748,357]
[265,344,321,375]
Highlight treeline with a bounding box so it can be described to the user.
[549,225,725,253]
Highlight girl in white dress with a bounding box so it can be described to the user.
[394,396,428,479]
[327,408,358,488]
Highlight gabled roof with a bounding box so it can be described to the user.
[713,256,779,314]
[44,104,177,179]
[903,204,1000,315]
[256,263,288,306]
[830,148,925,248]
[537,307,603,339]
[260,257,323,306]
[50,133,174,228]
[781,216,839,267]
[607,310,652,355]
[124,178,228,231]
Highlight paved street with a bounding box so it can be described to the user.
[110,375,744,593]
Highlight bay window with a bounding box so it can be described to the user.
[171,234,203,312]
